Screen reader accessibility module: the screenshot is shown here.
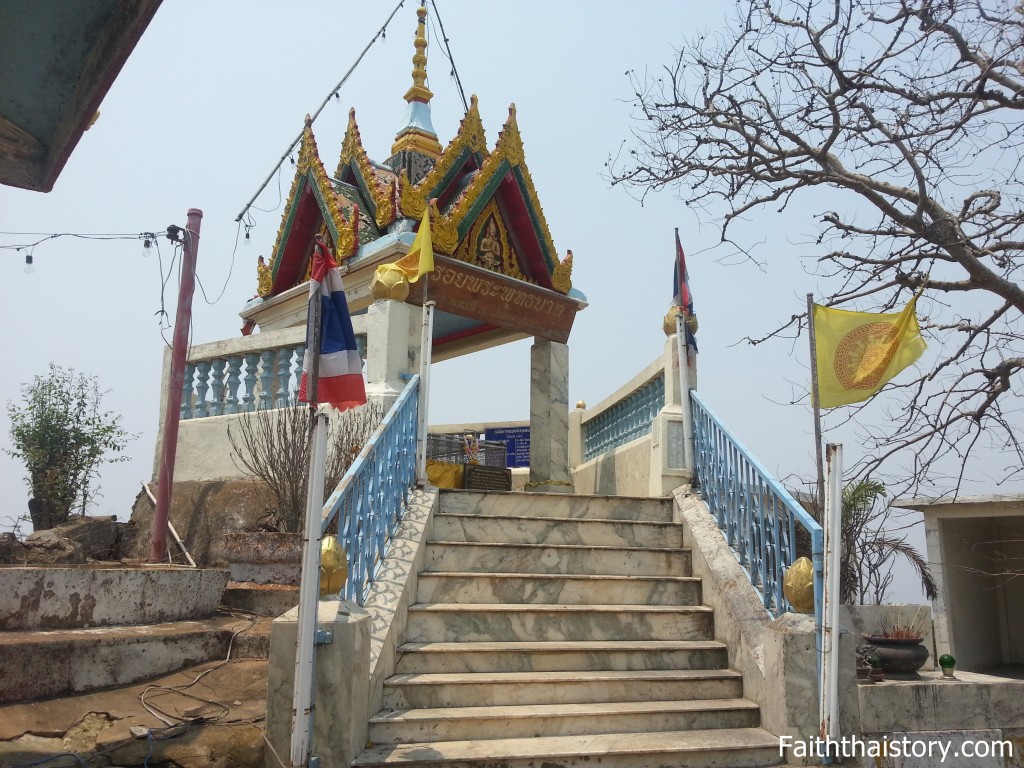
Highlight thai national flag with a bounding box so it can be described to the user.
[298,238,366,412]
[672,229,698,353]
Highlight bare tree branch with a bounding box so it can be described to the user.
[610,0,1024,494]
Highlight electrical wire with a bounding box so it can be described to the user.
[429,0,469,112]
[235,0,407,224]
[193,218,242,306]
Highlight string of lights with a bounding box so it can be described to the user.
[0,230,164,274]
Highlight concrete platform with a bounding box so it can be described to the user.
[0,613,272,704]
[0,566,229,630]
[0,659,268,768]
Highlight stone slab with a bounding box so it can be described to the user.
[0,566,228,630]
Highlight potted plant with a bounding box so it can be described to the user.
[863,607,930,675]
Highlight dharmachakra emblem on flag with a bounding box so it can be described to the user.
[833,323,903,391]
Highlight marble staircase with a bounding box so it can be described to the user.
[354,491,782,768]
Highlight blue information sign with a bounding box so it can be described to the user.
[484,426,531,468]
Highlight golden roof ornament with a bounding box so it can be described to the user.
[405,5,432,104]
[391,3,442,159]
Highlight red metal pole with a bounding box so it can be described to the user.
[150,208,203,562]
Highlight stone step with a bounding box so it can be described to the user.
[221,581,298,617]
[0,615,256,704]
[416,571,701,605]
[438,490,674,522]
[368,698,761,743]
[432,513,683,548]
[355,727,782,768]
[395,640,728,674]
[381,669,744,709]
[406,603,714,643]
[425,542,690,577]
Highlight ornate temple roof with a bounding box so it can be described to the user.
[248,3,581,349]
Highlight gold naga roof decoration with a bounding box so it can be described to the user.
[335,109,398,230]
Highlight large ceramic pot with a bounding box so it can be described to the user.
[863,635,930,674]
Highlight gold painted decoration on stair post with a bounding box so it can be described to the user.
[319,535,348,596]
[783,556,815,613]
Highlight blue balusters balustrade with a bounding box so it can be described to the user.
[582,372,665,461]
[180,363,196,420]
[225,356,242,415]
[690,390,823,623]
[194,361,211,418]
[209,359,226,417]
[242,353,259,413]
[321,378,419,605]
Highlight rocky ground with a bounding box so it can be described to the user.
[0,658,271,768]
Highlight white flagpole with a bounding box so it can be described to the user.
[674,313,695,475]
[416,272,435,484]
[819,443,843,753]
[290,258,328,768]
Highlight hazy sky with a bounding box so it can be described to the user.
[2,2,1015,599]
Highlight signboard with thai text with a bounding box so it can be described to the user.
[485,426,531,469]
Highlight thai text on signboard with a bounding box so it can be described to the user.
[485,426,531,469]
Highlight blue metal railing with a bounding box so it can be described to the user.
[582,372,665,461]
[691,390,823,623]
[321,376,419,605]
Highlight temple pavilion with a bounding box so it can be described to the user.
[240,4,586,490]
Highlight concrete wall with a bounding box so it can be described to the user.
[939,516,1024,671]
[572,435,653,497]
[0,566,228,629]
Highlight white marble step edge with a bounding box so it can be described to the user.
[354,726,783,767]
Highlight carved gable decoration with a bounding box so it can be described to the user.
[399,100,572,294]
[335,109,399,230]
[262,119,359,298]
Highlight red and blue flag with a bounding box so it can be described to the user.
[672,229,697,353]
[299,238,366,412]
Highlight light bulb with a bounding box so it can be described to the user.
[142,237,152,258]
[24,253,34,274]
[244,231,252,247]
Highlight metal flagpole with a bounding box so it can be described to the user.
[819,443,843,754]
[291,275,328,768]
[806,294,826,518]
[674,313,695,475]
[416,273,435,484]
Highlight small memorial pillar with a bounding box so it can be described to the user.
[365,299,420,410]
[649,332,693,496]
[529,338,573,493]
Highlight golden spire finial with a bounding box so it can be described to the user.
[405,4,433,104]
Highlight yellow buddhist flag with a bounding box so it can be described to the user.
[813,297,926,408]
[375,206,434,284]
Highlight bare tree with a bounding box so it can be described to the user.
[227,402,384,533]
[611,0,1024,494]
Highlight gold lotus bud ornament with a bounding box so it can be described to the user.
[783,556,815,614]
[370,265,411,301]
[663,306,699,337]
[319,535,348,596]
